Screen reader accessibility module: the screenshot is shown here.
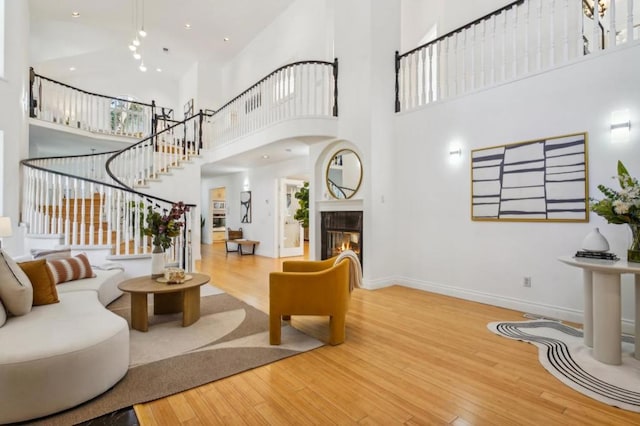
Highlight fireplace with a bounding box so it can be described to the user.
[321,211,363,266]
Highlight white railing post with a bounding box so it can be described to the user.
[627,0,634,44]
[593,0,601,51]
[550,0,556,67]
[609,0,617,47]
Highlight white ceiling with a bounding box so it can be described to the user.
[28,0,324,178]
[29,0,295,81]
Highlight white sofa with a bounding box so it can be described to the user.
[0,268,130,424]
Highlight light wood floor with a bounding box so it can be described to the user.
[134,243,640,425]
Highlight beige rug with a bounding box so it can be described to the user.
[28,285,323,425]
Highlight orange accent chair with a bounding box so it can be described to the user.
[269,256,351,345]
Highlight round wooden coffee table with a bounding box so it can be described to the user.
[117,273,211,332]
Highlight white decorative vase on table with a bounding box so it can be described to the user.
[151,245,165,278]
[581,228,610,252]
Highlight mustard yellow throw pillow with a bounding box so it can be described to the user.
[18,259,59,306]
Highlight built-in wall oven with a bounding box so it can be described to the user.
[212,214,226,230]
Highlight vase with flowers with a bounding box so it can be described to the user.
[142,202,189,277]
[590,161,640,262]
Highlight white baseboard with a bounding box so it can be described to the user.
[363,276,636,335]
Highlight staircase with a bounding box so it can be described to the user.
[23,59,339,268]
[22,111,202,269]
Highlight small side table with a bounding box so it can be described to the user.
[117,273,211,332]
[558,256,640,365]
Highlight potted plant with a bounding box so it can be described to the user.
[294,182,309,241]
[591,161,640,262]
[142,202,189,276]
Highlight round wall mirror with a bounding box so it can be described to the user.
[326,149,362,199]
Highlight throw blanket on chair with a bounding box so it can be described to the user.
[335,250,362,292]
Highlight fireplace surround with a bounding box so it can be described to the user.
[321,211,363,266]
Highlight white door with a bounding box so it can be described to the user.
[279,178,304,257]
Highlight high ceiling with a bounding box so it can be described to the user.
[28,0,322,177]
[29,0,295,81]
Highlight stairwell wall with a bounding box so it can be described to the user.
[0,0,29,256]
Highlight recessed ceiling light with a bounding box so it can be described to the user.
[71,11,80,18]
[262,154,270,159]
[185,23,192,30]
[223,37,230,42]
[156,68,162,72]
[69,67,76,71]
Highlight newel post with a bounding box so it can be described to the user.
[394,51,401,113]
[29,67,36,118]
[198,109,204,152]
[332,58,339,117]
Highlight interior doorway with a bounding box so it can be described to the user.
[278,178,305,257]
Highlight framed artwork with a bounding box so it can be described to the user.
[240,191,252,223]
[471,132,588,222]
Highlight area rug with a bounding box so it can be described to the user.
[488,320,640,412]
[28,285,323,426]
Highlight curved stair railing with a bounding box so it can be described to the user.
[204,59,338,149]
[106,112,207,188]
[29,67,173,138]
[21,153,194,269]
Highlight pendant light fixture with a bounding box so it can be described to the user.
[138,0,147,37]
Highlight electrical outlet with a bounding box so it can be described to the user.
[523,277,532,288]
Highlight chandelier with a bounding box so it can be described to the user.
[583,0,607,19]
[128,0,148,72]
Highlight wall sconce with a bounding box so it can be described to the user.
[448,144,463,165]
[0,217,13,248]
[611,109,630,143]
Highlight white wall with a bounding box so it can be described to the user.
[394,44,640,327]
[197,57,223,112]
[219,0,333,103]
[178,62,198,118]
[0,0,29,256]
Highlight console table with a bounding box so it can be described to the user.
[558,256,640,365]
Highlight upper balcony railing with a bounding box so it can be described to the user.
[204,59,338,149]
[29,68,173,138]
[395,0,639,112]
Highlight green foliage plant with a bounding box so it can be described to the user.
[294,182,309,229]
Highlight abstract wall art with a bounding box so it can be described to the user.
[471,132,588,222]
[240,191,252,223]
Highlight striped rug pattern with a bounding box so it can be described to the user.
[488,320,640,412]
